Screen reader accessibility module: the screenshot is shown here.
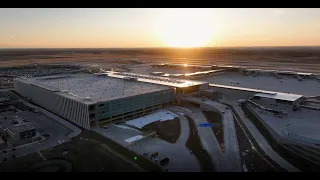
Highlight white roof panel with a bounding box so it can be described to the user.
[124,135,144,143]
[254,92,303,102]
[297,72,313,76]
[209,83,277,94]
[106,72,208,88]
[125,110,177,129]
[210,83,303,102]
[185,70,222,76]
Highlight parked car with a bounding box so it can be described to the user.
[160,157,170,166]
[42,133,50,138]
[151,152,159,158]
[23,119,30,123]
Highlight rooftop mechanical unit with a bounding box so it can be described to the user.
[123,77,138,81]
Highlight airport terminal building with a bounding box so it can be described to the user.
[14,72,208,129]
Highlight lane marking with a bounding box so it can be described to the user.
[37,151,46,161]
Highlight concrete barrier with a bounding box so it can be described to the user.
[287,133,320,145]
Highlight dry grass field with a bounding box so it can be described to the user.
[1,47,320,74]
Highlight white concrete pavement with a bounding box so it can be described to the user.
[222,99,300,172]
[169,106,223,171]
[165,109,190,146]
[202,100,242,172]
[180,97,242,172]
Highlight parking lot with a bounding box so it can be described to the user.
[0,65,82,78]
[0,102,81,162]
[93,109,201,172]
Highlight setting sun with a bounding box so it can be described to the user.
[154,9,218,48]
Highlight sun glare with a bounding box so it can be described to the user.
[154,9,217,48]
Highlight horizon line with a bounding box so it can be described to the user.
[1,45,320,50]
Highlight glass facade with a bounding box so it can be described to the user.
[95,89,174,120]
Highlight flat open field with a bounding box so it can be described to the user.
[1,47,320,74]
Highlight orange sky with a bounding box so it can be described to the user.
[1,8,320,48]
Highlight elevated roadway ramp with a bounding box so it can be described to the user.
[220,98,300,172]
[178,96,242,172]
[169,106,222,171]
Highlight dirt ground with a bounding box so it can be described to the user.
[1,48,320,74]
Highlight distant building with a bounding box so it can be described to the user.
[6,123,36,141]
[200,89,222,100]
[253,92,304,106]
